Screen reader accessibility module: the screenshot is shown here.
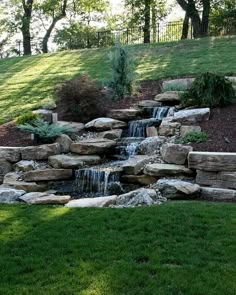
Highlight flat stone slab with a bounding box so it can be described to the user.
[57,121,85,132]
[20,192,71,205]
[85,117,127,131]
[122,155,157,175]
[0,147,21,162]
[188,152,236,172]
[172,108,210,124]
[0,185,25,203]
[24,169,73,182]
[65,195,117,208]
[196,170,236,190]
[108,108,140,121]
[70,139,116,155]
[200,187,236,201]
[138,100,162,108]
[144,163,193,177]
[155,91,182,103]
[21,143,60,160]
[48,154,102,169]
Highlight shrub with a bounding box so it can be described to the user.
[176,131,208,144]
[18,119,75,143]
[56,74,108,123]
[109,44,134,99]
[15,112,41,126]
[162,82,188,92]
[181,72,235,107]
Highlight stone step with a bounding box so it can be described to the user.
[24,169,73,182]
[70,139,116,155]
[144,163,193,177]
[188,152,236,172]
[200,187,236,201]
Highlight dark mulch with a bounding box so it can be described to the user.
[191,104,236,152]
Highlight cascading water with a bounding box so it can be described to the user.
[152,106,169,120]
[125,142,139,158]
[75,167,121,197]
[128,118,160,137]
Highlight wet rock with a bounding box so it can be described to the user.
[99,129,123,140]
[146,127,158,137]
[156,179,200,199]
[180,125,201,137]
[20,192,71,205]
[48,154,102,169]
[137,136,164,155]
[56,134,73,153]
[85,117,127,131]
[172,108,210,124]
[144,163,193,177]
[108,108,140,121]
[21,143,60,160]
[155,91,182,104]
[14,160,35,172]
[24,169,73,182]
[65,195,117,208]
[161,143,193,165]
[70,139,116,155]
[0,147,21,162]
[0,185,25,203]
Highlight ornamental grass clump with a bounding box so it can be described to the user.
[181,72,235,107]
[176,131,208,144]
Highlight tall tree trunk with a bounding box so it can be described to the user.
[201,0,210,36]
[181,11,190,39]
[152,2,157,42]
[143,0,151,43]
[21,0,33,55]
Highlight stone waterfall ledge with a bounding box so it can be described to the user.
[189,152,236,172]
[24,169,73,182]
[0,147,21,162]
[70,139,116,155]
[144,163,193,177]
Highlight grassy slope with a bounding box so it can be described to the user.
[0,36,236,122]
[0,202,236,295]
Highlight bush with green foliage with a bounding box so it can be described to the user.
[18,119,75,143]
[181,72,235,107]
[56,74,108,123]
[109,44,134,99]
[162,82,188,92]
[176,131,208,144]
[15,112,41,126]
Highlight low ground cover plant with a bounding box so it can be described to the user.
[176,131,208,144]
[181,72,235,107]
[162,81,188,92]
[15,112,41,126]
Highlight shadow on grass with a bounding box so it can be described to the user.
[0,202,236,295]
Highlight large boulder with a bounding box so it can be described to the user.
[172,108,210,124]
[85,118,127,131]
[65,195,117,208]
[24,169,73,182]
[137,136,164,155]
[188,152,236,172]
[21,143,60,160]
[0,185,25,203]
[200,187,236,201]
[20,192,71,205]
[154,91,182,104]
[196,170,236,190]
[14,160,35,172]
[56,134,73,153]
[161,143,193,165]
[48,154,102,169]
[144,163,193,177]
[0,159,12,183]
[180,125,201,137]
[122,155,156,175]
[70,139,116,155]
[156,179,200,199]
[0,147,21,162]
[108,108,140,121]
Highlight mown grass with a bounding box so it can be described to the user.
[0,201,236,295]
[0,36,236,122]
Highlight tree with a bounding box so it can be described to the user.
[21,0,34,55]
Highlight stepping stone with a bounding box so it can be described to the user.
[70,139,116,155]
[144,163,193,177]
[20,192,71,205]
[200,187,236,201]
[48,154,102,169]
[85,117,127,131]
[108,108,140,120]
[24,169,73,182]
[21,143,60,160]
[65,195,117,208]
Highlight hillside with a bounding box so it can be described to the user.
[0,36,236,123]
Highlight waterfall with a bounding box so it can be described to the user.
[125,142,138,158]
[128,119,159,137]
[152,106,169,120]
[75,168,120,197]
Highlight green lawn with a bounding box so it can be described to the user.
[0,202,236,295]
[0,36,236,123]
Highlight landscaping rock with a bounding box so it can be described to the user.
[196,170,236,190]
[20,192,71,205]
[70,139,116,155]
[158,119,181,136]
[180,125,201,137]
[188,152,236,172]
[172,108,210,124]
[144,163,193,177]
[154,91,182,104]
[57,121,85,132]
[138,100,162,108]
[146,127,158,137]
[14,160,35,172]
[21,143,60,160]
[108,108,140,121]
[161,143,193,165]
[137,136,164,155]
[200,187,236,201]
[121,175,157,185]
[122,155,157,175]
[0,185,25,203]
[65,195,117,208]
[48,154,102,169]
[156,179,200,199]
[85,117,127,131]
[56,134,73,153]
[24,169,73,182]
[99,129,123,140]
[0,147,21,162]
[0,159,12,183]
